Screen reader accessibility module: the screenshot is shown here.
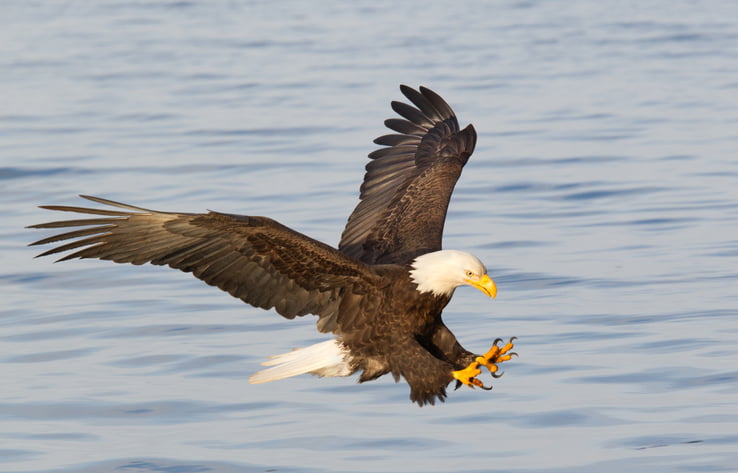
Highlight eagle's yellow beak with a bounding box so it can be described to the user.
[467,274,497,299]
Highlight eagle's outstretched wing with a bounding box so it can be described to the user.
[339,85,477,265]
[29,195,379,333]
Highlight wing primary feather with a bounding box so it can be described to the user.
[367,145,418,160]
[390,101,433,127]
[29,225,116,246]
[33,206,132,218]
[373,134,421,147]
[384,118,428,136]
[152,239,222,267]
[418,86,456,119]
[399,84,444,122]
[56,242,110,262]
[79,195,159,213]
[364,152,415,171]
[34,233,112,259]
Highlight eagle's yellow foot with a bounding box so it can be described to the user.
[452,361,492,391]
[475,337,517,378]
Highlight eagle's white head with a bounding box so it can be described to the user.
[409,249,497,298]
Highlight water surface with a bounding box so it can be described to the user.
[2,1,738,472]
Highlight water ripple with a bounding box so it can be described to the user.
[2,1,738,472]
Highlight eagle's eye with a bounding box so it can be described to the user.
[465,270,474,278]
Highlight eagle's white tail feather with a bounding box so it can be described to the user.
[249,339,353,384]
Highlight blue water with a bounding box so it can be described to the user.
[2,1,738,472]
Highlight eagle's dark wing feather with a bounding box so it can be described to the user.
[28,195,380,333]
[339,85,477,265]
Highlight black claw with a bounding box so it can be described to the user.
[454,380,463,391]
[492,370,505,379]
[508,336,517,343]
[493,337,503,346]
[509,352,518,358]
[479,383,494,391]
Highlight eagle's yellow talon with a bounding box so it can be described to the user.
[501,341,515,353]
[478,337,516,373]
[495,354,513,364]
[452,361,482,388]
[453,338,517,391]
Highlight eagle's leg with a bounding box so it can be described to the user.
[475,337,516,377]
[452,361,493,390]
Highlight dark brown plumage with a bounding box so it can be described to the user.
[29,85,511,406]
[339,85,477,264]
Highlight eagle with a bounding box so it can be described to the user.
[29,85,515,406]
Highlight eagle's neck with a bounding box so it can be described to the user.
[408,250,466,298]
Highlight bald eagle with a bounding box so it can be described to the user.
[29,85,515,406]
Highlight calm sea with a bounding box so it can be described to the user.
[2,1,738,472]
